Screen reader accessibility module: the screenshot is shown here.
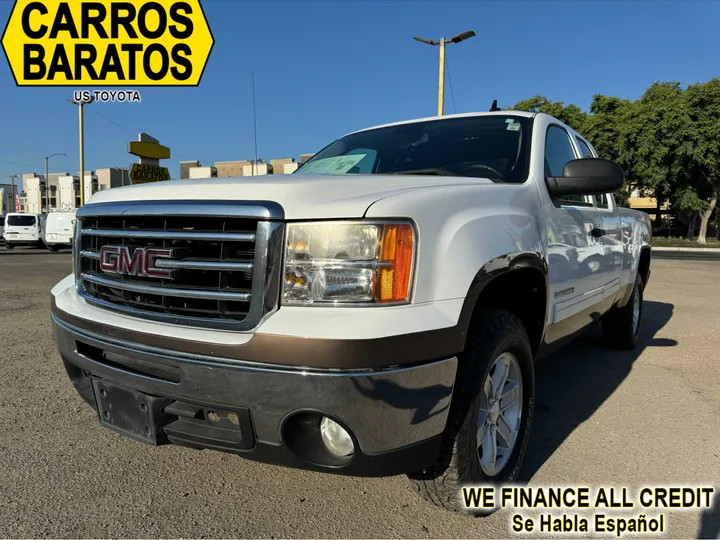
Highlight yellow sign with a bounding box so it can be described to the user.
[128,141,171,160]
[1,0,214,86]
[130,163,171,184]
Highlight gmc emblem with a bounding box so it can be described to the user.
[99,245,175,279]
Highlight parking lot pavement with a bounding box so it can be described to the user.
[1,247,718,539]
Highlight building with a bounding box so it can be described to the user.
[241,162,269,176]
[189,166,218,179]
[216,160,252,177]
[269,158,294,174]
[97,167,130,191]
[82,172,99,205]
[0,183,16,214]
[22,177,43,213]
[626,184,669,223]
[179,160,200,180]
[57,175,79,210]
[18,170,105,212]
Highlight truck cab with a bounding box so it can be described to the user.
[50,111,651,513]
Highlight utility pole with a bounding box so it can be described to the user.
[67,96,95,207]
[45,152,66,213]
[413,30,476,116]
[252,72,259,176]
[8,174,20,213]
[437,37,445,117]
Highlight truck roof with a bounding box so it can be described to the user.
[345,110,537,136]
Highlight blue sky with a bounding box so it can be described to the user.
[0,0,719,181]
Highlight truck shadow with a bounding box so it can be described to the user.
[519,300,676,481]
[697,486,720,539]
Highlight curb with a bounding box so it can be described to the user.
[652,247,720,260]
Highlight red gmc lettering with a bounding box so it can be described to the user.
[143,248,173,279]
[119,247,144,276]
[99,245,173,279]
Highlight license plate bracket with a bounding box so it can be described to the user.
[92,379,171,445]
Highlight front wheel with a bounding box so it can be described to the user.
[47,245,59,252]
[408,308,535,514]
[4,243,14,250]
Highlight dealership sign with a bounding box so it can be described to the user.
[129,163,171,183]
[1,0,214,86]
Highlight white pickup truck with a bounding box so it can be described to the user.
[51,111,652,513]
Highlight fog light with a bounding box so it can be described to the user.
[320,416,354,457]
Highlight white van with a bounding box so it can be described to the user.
[42,211,76,251]
[3,213,44,249]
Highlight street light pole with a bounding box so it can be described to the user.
[68,96,95,207]
[8,174,20,213]
[437,37,445,117]
[45,152,66,213]
[413,30,476,116]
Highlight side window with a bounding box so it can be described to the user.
[596,193,611,209]
[574,139,613,209]
[575,137,594,158]
[545,125,591,206]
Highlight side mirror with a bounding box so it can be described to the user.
[546,158,624,198]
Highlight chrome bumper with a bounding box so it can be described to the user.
[52,312,457,473]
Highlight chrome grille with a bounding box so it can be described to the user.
[74,201,284,331]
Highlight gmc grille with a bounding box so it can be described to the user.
[74,201,284,331]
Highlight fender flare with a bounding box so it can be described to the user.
[453,251,550,351]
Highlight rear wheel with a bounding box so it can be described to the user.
[408,308,535,514]
[47,245,59,252]
[4,244,14,250]
[602,274,644,350]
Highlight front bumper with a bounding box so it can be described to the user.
[52,308,458,477]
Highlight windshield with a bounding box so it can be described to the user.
[295,115,531,183]
[7,215,36,226]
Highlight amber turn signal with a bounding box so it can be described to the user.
[377,224,415,303]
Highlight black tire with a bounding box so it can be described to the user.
[602,274,644,350]
[48,245,59,252]
[4,244,14,250]
[407,308,535,515]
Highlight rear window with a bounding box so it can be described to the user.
[7,215,36,226]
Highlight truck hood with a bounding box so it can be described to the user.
[86,174,493,219]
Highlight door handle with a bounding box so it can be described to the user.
[591,228,606,238]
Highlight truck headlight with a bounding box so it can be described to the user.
[283,221,415,305]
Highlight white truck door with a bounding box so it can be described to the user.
[573,136,623,301]
[543,124,609,328]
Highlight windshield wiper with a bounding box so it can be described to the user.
[387,168,456,176]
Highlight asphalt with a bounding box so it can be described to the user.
[0,247,719,539]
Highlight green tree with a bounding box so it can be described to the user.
[511,95,588,131]
[681,78,720,244]
[583,95,633,164]
[622,82,689,228]
[582,95,634,207]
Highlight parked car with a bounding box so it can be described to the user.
[3,213,44,249]
[50,111,652,513]
[42,211,76,251]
